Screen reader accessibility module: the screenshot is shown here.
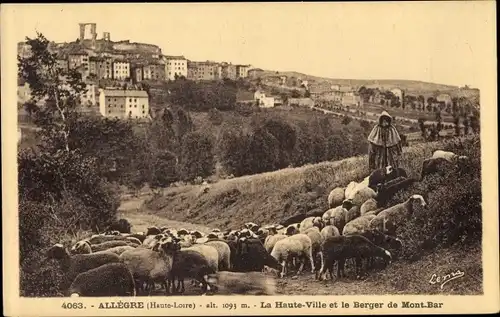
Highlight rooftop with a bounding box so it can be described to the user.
[100,89,149,97]
[163,55,186,60]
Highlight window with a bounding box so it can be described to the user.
[129,98,132,102]
[142,105,145,108]
[142,110,145,114]
[134,99,137,102]
[108,110,111,113]
[134,105,137,108]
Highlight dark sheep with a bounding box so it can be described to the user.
[359,229,403,270]
[368,166,408,190]
[345,206,361,224]
[376,177,417,207]
[170,249,216,294]
[106,219,132,234]
[317,235,392,281]
[225,239,239,270]
[233,238,282,273]
[68,263,136,297]
[280,213,307,227]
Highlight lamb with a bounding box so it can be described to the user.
[320,225,340,240]
[184,244,220,273]
[68,263,136,297]
[432,150,467,162]
[360,198,378,216]
[299,217,324,233]
[205,240,232,271]
[264,234,287,253]
[119,237,180,295]
[322,206,349,233]
[369,194,427,236]
[169,249,216,294]
[327,187,345,209]
[345,206,361,224]
[204,271,277,295]
[70,241,136,256]
[46,244,121,291]
[317,235,392,281]
[270,234,315,278]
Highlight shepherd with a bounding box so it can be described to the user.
[367,111,403,171]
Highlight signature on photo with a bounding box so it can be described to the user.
[429,269,465,289]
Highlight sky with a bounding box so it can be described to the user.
[3,2,496,88]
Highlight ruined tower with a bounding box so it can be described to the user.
[103,32,111,41]
[79,23,97,47]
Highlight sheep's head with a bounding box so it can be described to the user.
[46,244,67,260]
[70,240,92,255]
[206,233,219,240]
[285,225,299,236]
[312,217,325,230]
[146,226,161,236]
[384,234,403,250]
[385,165,394,175]
[190,230,203,239]
[342,199,354,210]
[382,248,392,265]
[410,194,427,208]
[177,228,189,236]
[250,224,260,233]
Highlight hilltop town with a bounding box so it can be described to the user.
[17,22,480,141]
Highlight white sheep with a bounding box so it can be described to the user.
[320,225,340,240]
[432,150,464,162]
[303,227,323,271]
[285,223,301,236]
[184,244,220,273]
[299,216,324,233]
[68,263,136,297]
[360,198,378,216]
[204,271,277,295]
[264,234,287,253]
[327,187,345,208]
[270,234,315,278]
[344,184,378,207]
[322,206,349,233]
[342,215,376,236]
[205,240,231,271]
[369,194,427,236]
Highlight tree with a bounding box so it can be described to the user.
[453,115,461,136]
[178,132,215,181]
[244,127,280,174]
[341,116,352,125]
[216,127,250,177]
[18,32,87,153]
[291,89,301,98]
[261,118,297,169]
[418,118,426,138]
[304,89,311,98]
[149,150,178,189]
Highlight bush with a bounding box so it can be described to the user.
[387,136,481,261]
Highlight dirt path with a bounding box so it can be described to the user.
[118,195,482,296]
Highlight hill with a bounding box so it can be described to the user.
[259,69,462,92]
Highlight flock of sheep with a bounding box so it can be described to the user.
[46,149,468,297]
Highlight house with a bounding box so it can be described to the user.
[331,84,340,91]
[187,61,221,81]
[112,60,130,80]
[131,65,144,83]
[341,93,363,107]
[56,59,69,72]
[253,90,277,108]
[80,83,98,107]
[236,64,251,78]
[68,52,89,79]
[220,62,237,80]
[89,56,113,79]
[163,55,188,80]
[247,68,264,79]
[99,89,149,119]
[436,93,452,106]
[142,63,166,80]
[390,88,403,102]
